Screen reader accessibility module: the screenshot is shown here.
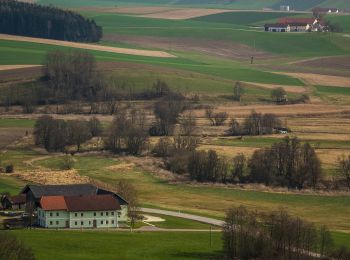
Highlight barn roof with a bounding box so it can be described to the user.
[278,18,317,25]
[21,184,98,199]
[21,184,129,206]
[6,194,26,204]
[264,23,289,28]
[39,195,121,211]
[65,195,121,211]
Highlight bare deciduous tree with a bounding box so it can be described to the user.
[338,154,350,189]
[115,180,139,230]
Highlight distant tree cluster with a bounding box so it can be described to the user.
[227,110,283,136]
[0,0,102,42]
[106,110,149,155]
[43,51,103,102]
[155,136,321,189]
[223,206,340,260]
[150,91,187,136]
[34,116,101,152]
[249,137,321,189]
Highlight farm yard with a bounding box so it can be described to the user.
[1,0,350,258]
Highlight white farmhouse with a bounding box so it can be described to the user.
[37,194,124,229]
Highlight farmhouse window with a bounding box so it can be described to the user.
[81,213,84,217]
[118,213,121,217]
[50,212,53,217]
[56,221,59,225]
[111,212,114,216]
[94,212,96,216]
[75,213,78,217]
[56,212,59,217]
[106,220,109,224]
[50,221,53,225]
[89,221,91,225]
[101,220,103,224]
[81,221,83,225]
[112,220,114,224]
[75,221,77,225]
[101,212,103,216]
[106,212,109,216]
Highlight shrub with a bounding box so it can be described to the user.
[5,165,14,173]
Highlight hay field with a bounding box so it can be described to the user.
[0,34,175,58]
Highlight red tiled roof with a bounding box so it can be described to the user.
[39,195,120,212]
[65,195,121,212]
[278,18,317,25]
[8,194,26,204]
[40,196,67,211]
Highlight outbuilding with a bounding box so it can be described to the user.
[1,194,26,210]
[264,23,290,32]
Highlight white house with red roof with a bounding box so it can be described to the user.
[37,194,126,229]
[265,17,324,32]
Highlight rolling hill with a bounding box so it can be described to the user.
[38,0,350,10]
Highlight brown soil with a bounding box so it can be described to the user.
[0,65,41,71]
[276,72,350,87]
[0,128,28,149]
[0,34,175,58]
[0,66,43,83]
[78,6,174,15]
[78,6,231,19]
[139,8,231,20]
[104,35,276,60]
[291,56,350,71]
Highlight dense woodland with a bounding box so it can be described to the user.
[0,0,102,42]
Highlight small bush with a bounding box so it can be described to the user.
[5,165,14,173]
[60,155,74,170]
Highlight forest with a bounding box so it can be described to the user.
[0,0,102,42]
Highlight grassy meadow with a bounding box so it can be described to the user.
[11,230,222,260]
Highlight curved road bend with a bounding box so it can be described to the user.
[140,208,224,227]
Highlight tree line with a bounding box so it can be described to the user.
[223,205,349,259]
[154,136,322,190]
[0,0,102,42]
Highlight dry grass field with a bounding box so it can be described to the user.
[277,72,350,88]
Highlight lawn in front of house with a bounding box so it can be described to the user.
[12,230,222,260]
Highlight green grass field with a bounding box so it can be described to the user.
[0,176,26,195]
[315,85,350,96]
[192,11,301,26]
[87,13,350,57]
[37,0,350,10]
[30,154,350,231]
[11,230,222,260]
[0,118,35,128]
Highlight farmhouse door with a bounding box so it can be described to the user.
[93,220,97,228]
[66,221,69,228]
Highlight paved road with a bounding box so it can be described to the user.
[140,208,224,227]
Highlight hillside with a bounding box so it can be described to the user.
[38,0,350,10]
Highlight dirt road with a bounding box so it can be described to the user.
[140,208,224,226]
[0,34,175,58]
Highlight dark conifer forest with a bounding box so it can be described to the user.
[0,0,102,42]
